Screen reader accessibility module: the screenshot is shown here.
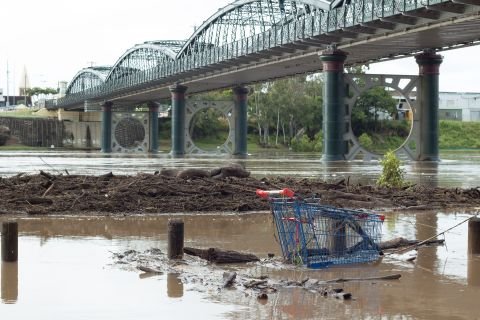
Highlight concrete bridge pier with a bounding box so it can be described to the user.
[320,48,348,161]
[169,84,188,156]
[101,101,113,153]
[233,86,249,156]
[148,102,159,153]
[415,50,443,161]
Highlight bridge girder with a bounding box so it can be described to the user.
[104,41,185,83]
[177,0,332,59]
[65,66,111,95]
[59,0,480,109]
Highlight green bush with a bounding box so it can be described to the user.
[291,132,322,152]
[358,133,373,149]
[377,150,405,188]
[313,132,323,152]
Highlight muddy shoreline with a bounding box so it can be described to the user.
[0,171,479,216]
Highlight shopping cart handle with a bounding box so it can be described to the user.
[256,188,295,199]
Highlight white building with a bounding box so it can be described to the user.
[392,91,480,122]
[438,92,480,121]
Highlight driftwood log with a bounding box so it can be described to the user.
[379,237,445,250]
[159,164,250,180]
[177,168,210,179]
[325,274,401,283]
[223,272,237,288]
[40,170,55,181]
[184,247,259,263]
[137,266,163,274]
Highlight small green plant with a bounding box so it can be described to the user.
[291,244,304,266]
[377,150,405,188]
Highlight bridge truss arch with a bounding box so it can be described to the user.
[184,101,235,154]
[344,74,420,161]
[65,66,111,95]
[177,0,331,58]
[105,41,185,84]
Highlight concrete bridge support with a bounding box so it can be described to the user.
[320,49,348,161]
[169,84,188,156]
[148,102,159,153]
[101,101,113,153]
[233,86,249,156]
[416,51,443,161]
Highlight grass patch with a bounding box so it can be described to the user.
[0,145,52,151]
[0,109,48,118]
[440,120,480,149]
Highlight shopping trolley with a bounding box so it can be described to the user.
[257,188,384,268]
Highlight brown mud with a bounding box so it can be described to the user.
[1,171,480,215]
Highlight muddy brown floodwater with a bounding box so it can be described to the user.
[0,211,480,319]
[1,151,480,319]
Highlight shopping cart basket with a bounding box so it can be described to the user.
[257,188,384,268]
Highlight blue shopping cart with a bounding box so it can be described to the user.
[257,188,384,268]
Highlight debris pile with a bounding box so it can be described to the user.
[1,167,479,215]
[111,247,403,303]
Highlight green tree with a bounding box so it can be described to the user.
[252,74,323,147]
[354,87,397,123]
[26,87,59,96]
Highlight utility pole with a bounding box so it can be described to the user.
[12,64,15,106]
[6,61,9,107]
[23,66,28,107]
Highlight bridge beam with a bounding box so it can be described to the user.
[233,86,249,156]
[416,50,443,161]
[170,84,188,156]
[320,49,348,162]
[101,101,113,153]
[148,102,159,153]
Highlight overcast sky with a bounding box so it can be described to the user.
[0,0,479,94]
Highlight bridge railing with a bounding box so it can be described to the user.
[58,0,451,108]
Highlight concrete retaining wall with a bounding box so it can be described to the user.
[0,117,64,147]
[63,121,101,149]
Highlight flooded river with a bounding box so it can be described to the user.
[0,149,479,187]
[0,150,480,319]
[0,212,480,319]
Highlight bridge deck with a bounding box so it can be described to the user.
[57,0,480,110]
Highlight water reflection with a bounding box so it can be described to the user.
[5,215,280,256]
[411,161,439,187]
[1,262,18,304]
[323,160,352,183]
[415,211,438,271]
[467,255,480,286]
[167,273,183,298]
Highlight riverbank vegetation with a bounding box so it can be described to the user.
[439,120,480,149]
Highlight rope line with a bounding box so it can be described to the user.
[387,212,479,255]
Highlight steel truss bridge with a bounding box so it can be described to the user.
[56,0,480,110]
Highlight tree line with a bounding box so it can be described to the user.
[188,71,404,153]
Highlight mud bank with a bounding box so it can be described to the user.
[0,171,479,215]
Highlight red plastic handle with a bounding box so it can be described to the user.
[256,188,295,199]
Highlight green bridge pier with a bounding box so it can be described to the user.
[320,48,442,162]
